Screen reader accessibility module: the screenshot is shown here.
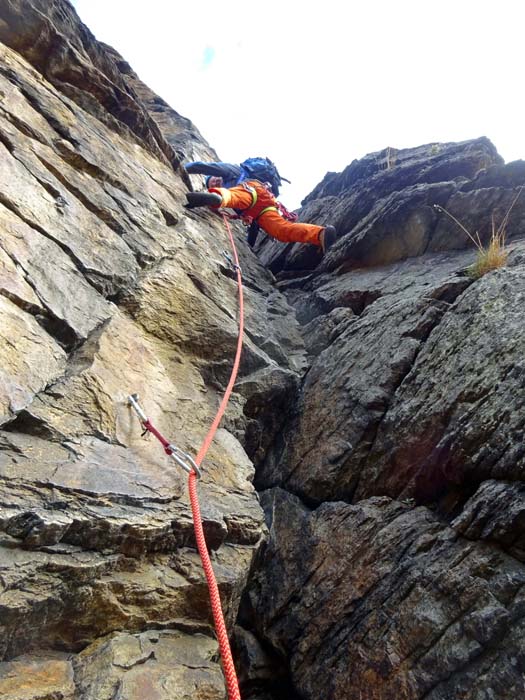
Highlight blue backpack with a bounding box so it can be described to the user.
[239,157,290,196]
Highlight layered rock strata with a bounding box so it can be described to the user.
[0,3,304,696]
[2,2,525,699]
[246,147,525,699]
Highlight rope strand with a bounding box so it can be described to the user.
[133,214,243,699]
[189,214,243,700]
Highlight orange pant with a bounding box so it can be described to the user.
[210,181,323,246]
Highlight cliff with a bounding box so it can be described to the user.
[1,2,525,699]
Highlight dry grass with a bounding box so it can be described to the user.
[385,147,397,170]
[434,186,523,279]
[467,219,508,279]
[377,146,397,171]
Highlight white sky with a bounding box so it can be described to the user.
[71,0,524,209]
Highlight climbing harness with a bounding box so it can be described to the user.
[276,200,299,222]
[240,182,278,224]
[128,213,244,700]
[219,182,297,229]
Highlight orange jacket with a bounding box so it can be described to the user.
[210,180,277,222]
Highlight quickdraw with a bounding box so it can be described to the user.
[127,393,201,478]
[223,250,241,272]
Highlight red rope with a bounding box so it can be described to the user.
[188,214,243,700]
[137,214,243,700]
[188,473,241,700]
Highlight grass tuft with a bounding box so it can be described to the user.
[466,218,508,279]
[433,186,523,279]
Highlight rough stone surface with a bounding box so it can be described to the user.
[0,4,306,697]
[0,0,204,168]
[2,2,525,699]
[0,631,225,700]
[246,489,525,700]
[358,265,525,503]
[256,250,476,502]
[453,479,525,561]
[246,158,525,697]
[256,138,525,275]
[73,631,226,700]
[0,651,75,700]
[0,294,66,423]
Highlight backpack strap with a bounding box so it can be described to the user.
[238,182,278,223]
[241,182,258,206]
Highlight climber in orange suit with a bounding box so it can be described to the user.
[185,180,337,253]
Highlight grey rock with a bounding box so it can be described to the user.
[359,265,525,502]
[3,2,525,699]
[0,0,179,166]
[453,480,525,561]
[0,8,306,697]
[72,630,225,700]
[0,294,66,425]
[246,489,525,700]
[258,138,504,274]
[257,250,475,502]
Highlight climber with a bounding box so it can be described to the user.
[184,156,290,196]
[185,180,337,253]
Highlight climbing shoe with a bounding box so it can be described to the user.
[320,225,337,254]
[185,191,222,209]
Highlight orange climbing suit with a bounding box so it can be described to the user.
[209,180,323,246]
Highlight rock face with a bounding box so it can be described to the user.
[246,490,525,700]
[245,135,525,698]
[0,2,304,697]
[245,152,525,697]
[1,2,525,699]
[256,139,525,275]
[0,0,216,169]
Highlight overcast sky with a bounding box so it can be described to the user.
[71,0,524,209]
